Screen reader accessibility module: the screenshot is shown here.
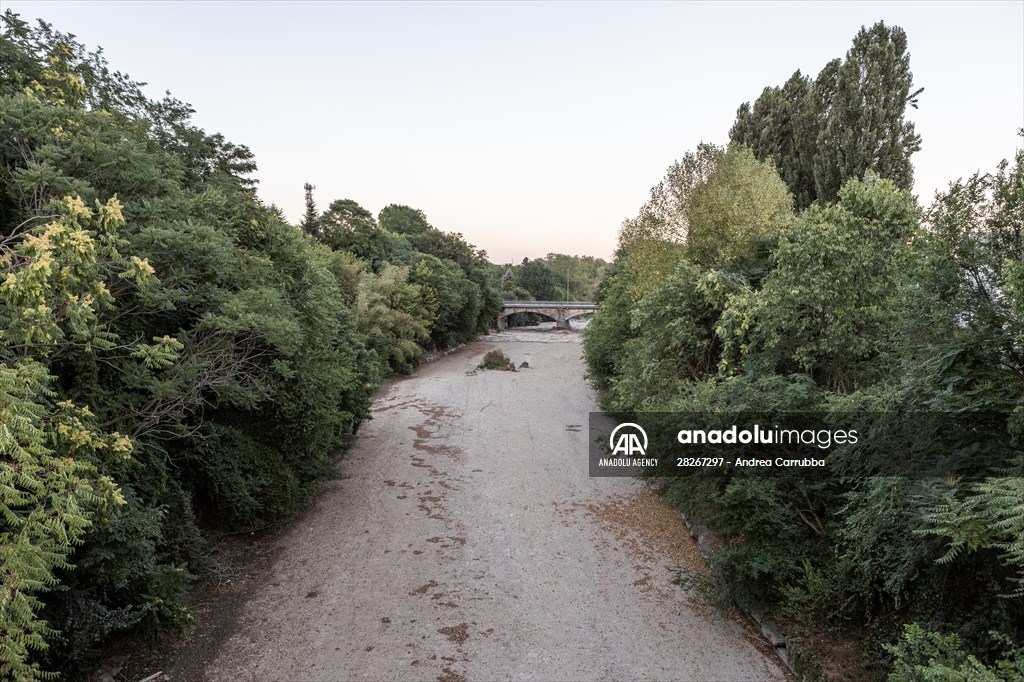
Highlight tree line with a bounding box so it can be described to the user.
[497,254,609,303]
[0,12,499,679]
[584,21,1024,680]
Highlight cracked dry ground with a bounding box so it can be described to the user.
[189,332,788,682]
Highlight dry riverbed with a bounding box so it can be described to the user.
[161,324,787,681]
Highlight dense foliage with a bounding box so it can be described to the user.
[496,254,609,303]
[585,21,1023,680]
[730,21,922,209]
[0,12,497,679]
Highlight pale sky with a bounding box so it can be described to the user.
[3,1,1023,262]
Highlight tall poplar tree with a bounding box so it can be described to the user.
[730,21,923,206]
[814,22,923,202]
[730,71,819,209]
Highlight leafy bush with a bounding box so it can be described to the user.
[478,349,516,371]
[886,624,1024,682]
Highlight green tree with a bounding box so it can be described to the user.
[356,265,431,373]
[318,198,411,270]
[814,22,923,203]
[582,261,636,397]
[617,143,722,299]
[515,258,559,300]
[719,174,918,391]
[0,361,129,681]
[609,262,744,409]
[685,143,796,266]
[409,253,475,349]
[730,71,819,210]
[536,253,610,302]
[730,22,922,207]
[619,143,723,248]
[0,197,147,680]
[900,138,1024,414]
[378,204,430,236]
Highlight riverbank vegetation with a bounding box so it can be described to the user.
[0,12,499,679]
[584,21,1024,680]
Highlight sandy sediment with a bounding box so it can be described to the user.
[194,326,786,681]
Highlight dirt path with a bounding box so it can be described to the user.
[188,327,786,681]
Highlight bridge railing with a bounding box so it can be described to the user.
[501,301,598,309]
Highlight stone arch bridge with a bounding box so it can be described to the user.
[497,301,599,330]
